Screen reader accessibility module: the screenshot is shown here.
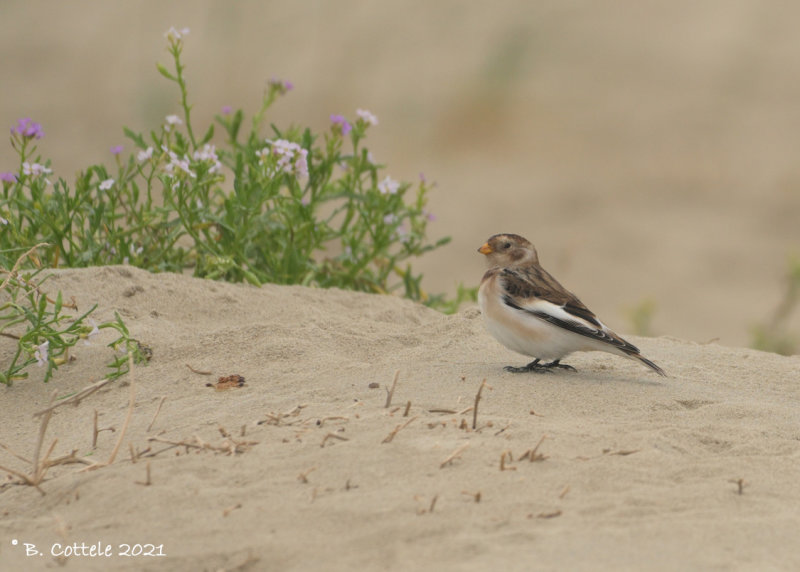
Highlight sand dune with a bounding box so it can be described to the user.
[2,266,799,571]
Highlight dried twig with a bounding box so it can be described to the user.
[223,503,242,517]
[729,478,747,495]
[297,467,317,484]
[185,363,212,375]
[82,354,137,471]
[382,416,418,444]
[461,490,482,503]
[403,400,411,417]
[519,435,548,462]
[33,376,116,418]
[440,442,470,468]
[134,461,151,486]
[147,396,167,432]
[472,379,490,430]
[91,409,116,449]
[499,450,516,471]
[320,433,349,447]
[0,243,48,291]
[384,370,400,408]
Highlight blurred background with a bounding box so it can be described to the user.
[2,0,799,350]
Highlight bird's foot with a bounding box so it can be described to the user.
[504,359,576,374]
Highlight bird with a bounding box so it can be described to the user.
[477,233,665,376]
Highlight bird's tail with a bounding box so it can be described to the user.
[629,352,667,377]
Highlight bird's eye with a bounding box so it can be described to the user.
[502,242,511,250]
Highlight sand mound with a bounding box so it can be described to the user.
[1,266,799,571]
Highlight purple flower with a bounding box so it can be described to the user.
[12,118,44,140]
[222,105,233,115]
[110,145,124,155]
[268,78,293,94]
[330,114,352,136]
[0,172,16,183]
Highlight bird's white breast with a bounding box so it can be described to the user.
[478,274,602,360]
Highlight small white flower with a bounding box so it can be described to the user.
[164,115,183,131]
[356,108,379,126]
[83,319,100,346]
[34,340,49,367]
[0,216,8,225]
[263,139,308,179]
[22,162,52,177]
[378,176,400,195]
[99,178,114,191]
[383,213,397,225]
[137,146,154,162]
[192,144,222,174]
[164,27,190,41]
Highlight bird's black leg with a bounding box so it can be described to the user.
[504,359,553,374]
[542,359,577,372]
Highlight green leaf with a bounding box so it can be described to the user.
[200,123,215,145]
[156,62,176,81]
[123,127,147,149]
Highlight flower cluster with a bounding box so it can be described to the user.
[192,143,222,175]
[162,145,196,179]
[12,117,44,140]
[378,176,400,195]
[256,139,308,179]
[330,114,352,136]
[22,161,52,178]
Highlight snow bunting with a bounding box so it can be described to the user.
[477,233,665,376]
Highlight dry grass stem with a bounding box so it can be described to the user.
[384,369,400,408]
[461,490,482,503]
[0,441,31,464]
[320,432,349,447]
[0,243,49,291]
[297,467,317,483]
[185,363,212,375]
[729,478,748,495]
[85,358,136,471]
[258,404,308,426]
[472,379,490,430]
[428,408,457,414]
[440,442,470,468]
[147,396,167,432]
[403,400,411,417]
[559,485,571,499]
[519,435,548,463]
[537,510,562,519]
[33,376,117,418]
[500,450,517,471]
[91,409,116,449]
[223,503,242,517]
[382,416,418,444]
[134,461,152,486]
[147,434,257,456]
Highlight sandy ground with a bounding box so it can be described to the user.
[2,0,800,347]
[1,266,799,571]
[3,2,800,571]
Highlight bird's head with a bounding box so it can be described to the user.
[477,233,539,267]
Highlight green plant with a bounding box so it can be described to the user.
[0,245,146,385]
[0,26,452,307]
[751,255,800,356]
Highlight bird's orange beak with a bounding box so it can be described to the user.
[478,242,492,255]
